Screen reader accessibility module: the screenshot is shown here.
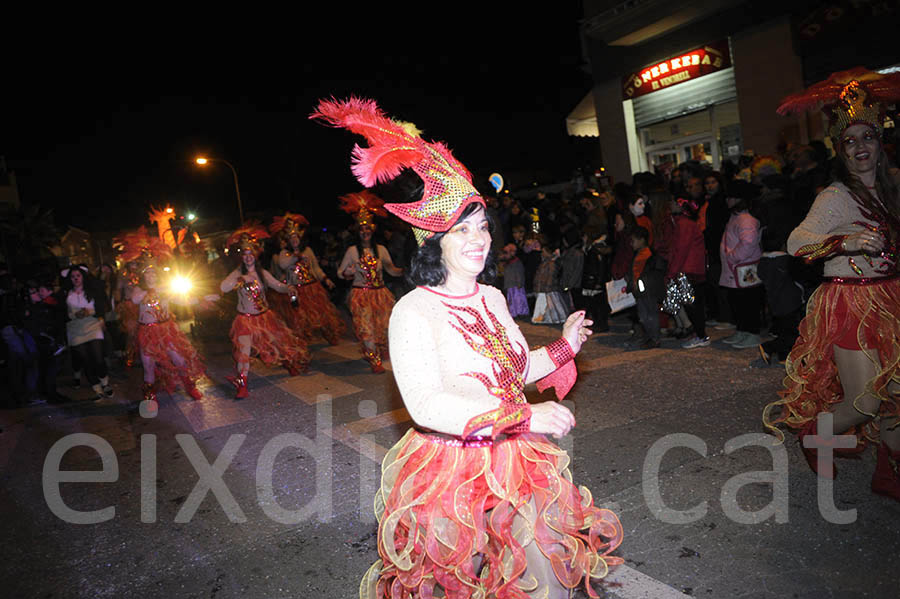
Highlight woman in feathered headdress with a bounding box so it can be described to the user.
[763,67,900,500]
[334,190,403,372]
[313,97,622,598]
[219,222,310,399]
[268,212,346,345]
[114,227,217,406]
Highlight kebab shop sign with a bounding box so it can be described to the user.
[623,40,731,100]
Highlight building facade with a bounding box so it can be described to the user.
[574,0,900,184]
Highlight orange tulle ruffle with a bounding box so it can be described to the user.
[764,278,900,445]
[116,300,139,334]
[361,430,624,599]
[229,310,309,368]
[136,320,205,392]
[349,287,395,353]
[269,283,346,344]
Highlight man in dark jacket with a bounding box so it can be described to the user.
[24,281,67,402]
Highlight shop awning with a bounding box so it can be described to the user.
[566,91,598,137]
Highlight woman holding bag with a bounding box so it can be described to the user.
[719,180,764,349]
[62,265,114,401]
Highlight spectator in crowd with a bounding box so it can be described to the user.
[559,227,584,315]
[1,274,39,407]
[24,280,66,403]
[789,144,830,225]
[627,226,665,349]
[703,170,733,328]
[499,243,528,319]
[531,238,568,324]
[719,180,764,349]
[580,233,611,333]
[665,197,709,348]
[62,265,114,401]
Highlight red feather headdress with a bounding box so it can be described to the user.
[113,226,173,272]
[269,212,309,236]
[226,221,270,255]
[777,67,900,140]
[338,190,386,227]
[311,97,484,245]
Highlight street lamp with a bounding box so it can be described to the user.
[195,156,243,225]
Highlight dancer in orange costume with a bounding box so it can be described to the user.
[220,223,310,399]
[114,227,216,406]
[314,97,622,598]
[335,192,403,373]
[268,212,346,345]
[764,68,900,501]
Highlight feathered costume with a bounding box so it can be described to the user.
[313,97,622,598]
[220,222,310,397]
[268,212,346,345]
[114,227,205,401]
[764,68,900,487]
[333,190,399,371]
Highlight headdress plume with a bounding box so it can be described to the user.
[777,67,900,140]
[311,97,484,245]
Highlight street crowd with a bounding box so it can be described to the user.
[0,142,835,408]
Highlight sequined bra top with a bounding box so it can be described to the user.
[359,249,384,288]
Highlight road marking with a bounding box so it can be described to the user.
[321,342,393,371]
[176,390,253,433]
[272,371,363,404]
[604,565,692,598]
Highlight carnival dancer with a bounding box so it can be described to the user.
[220,223,310,399]
[269,212,346,345]
[764,68,900,500]
[313,97,623,599]
[335,191,403,373]
[114,227,215,405]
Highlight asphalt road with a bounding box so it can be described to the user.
[1,309,897,599]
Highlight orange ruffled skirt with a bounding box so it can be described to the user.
[361,430,624,599]
[136,320,205,392]
[270,283,346,345]
[229,310,309,369]
[349,287,395,352]
[764,277,900,445]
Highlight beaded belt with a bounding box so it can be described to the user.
[823,273,898,285]
[352,285,385,290]
[415,427,516,448]
[237,309,269,317]
[139,319,170,326]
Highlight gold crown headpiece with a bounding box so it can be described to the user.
[777,67,900,142]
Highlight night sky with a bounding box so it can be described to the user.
[2,8,594,235]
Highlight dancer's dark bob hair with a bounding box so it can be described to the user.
[408,202,497,287]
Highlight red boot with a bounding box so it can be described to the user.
[797,418,837,479]
[142,382,157,402]
[872,443,900,502]
[283,360,301,376]
[182,376,202,401]
[364,349,385,374]
[226,373,249,400]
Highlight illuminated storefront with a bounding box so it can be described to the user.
[621,39,740,175]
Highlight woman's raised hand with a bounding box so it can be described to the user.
[562,310,592,354]
[529,401,576,438]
